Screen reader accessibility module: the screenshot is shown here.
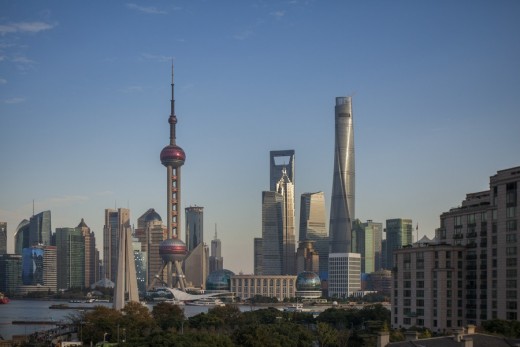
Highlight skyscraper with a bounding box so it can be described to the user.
[0,222,6,255]
[185,206,204,252]
[209,226,223,273]
[157,66,188,289]
[275,168,296,275]
[77,218,99,288]
[56,227,85,290]
[14,219,29,255]
[135,209,166,289]
[103,208,130,282]
[299,191,328,278]
[352,219,383,273]
[0,254,22,296]
[29,210,52,247]
[262,191,284,275]
[384,218,413,269]
[270,150,295,192]
[329,96,355,254]
[254,237,263,275]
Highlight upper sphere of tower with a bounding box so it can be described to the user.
[160,144,186,167]
[168,115,177,125]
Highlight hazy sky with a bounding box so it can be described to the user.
[1,1,519,274]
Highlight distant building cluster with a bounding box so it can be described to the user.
[1,72,519,334]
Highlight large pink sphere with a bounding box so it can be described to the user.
[160,144,186,167]
[159,238,187,262]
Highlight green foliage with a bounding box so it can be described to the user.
[482,319,520,338]
[250,294,279,303]
[152,302,185,331]
[81,306,123,344]
[316,322,338,347]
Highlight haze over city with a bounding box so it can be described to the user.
[1,1,519,274]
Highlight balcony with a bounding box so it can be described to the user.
[466,242,477,248]
[480,254,487,259]
[466,254,478,260]
[454,234,464,240]
[466,265,477,270]
[467,231,478,238]
[480,242,488,247]
[480,231,488,237]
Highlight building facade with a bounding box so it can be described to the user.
[185,206,204,252]
[77,218,99,289]
[183,242,209,289]
[29,210,52,248]
[392,166,520,331]
[385,218,413,269]
[262,191,284,275]
[20,245,57,292]
[299,191,328,279]
[329,96,355,254]
[14,219,30,255]
[270,150,295,193]
[0,254,22,296]
[231,274,297,301]
[353,219,383,273]
[254,237,263,275]
[296,240,319,274]
[56,227,85,290]
[0,222,6,255]
[328,252,361,298]
[209,227,223,273]
[103,208,130,282]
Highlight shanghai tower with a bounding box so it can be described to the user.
[329,96,355,253]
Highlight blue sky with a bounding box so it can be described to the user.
[1,1,519,274]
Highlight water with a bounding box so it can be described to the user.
[0,299,236,340]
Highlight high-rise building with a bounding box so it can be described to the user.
[275,168,296,275]
[29,210,52,247]
[185,206,204,252]
[21,245,56,292]
[56,227,85,290]
[0,254,22,296]
[209,226,223,274]
[254,237,263,275]
[353,219,383,273]
[295,240,319,274]
[262,191,284,275]
[299,191,328,279]
[392,166,520,331]
[0,222,6,255]
[135,209,166,289]
[157,66,188,290]
[103,208,130,282]
[77,218,99,288]
[328,252,361,298]
[384,218,413,269]
[14,219,30,255]
[329,97,355,254]
[270,150,295,192]
[133,237,147,294]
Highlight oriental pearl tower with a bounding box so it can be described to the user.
[155,66,188,290]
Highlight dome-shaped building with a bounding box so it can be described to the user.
[295,271,322,299]
[206,269,235,292]
[145,209,162,223]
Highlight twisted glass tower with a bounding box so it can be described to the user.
[329,96,355,253]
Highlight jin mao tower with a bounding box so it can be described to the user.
[329,96,355,253]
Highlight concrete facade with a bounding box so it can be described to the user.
[231,274,297,301]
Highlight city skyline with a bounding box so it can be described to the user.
[1,1,519,274]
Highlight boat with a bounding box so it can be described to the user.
[0,292,9,304]
[185,297,225,307]
[283,303,310,313]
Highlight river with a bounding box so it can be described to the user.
[0,299,252,340]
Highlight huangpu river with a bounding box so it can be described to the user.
[0,299,250,340]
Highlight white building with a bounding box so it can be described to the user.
[328,252,361,298]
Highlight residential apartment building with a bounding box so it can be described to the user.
[392,166,520,332]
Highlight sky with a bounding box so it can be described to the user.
[1,0,519,274]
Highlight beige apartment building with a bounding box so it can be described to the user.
[392,166,520,332]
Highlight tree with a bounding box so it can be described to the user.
[121,301,156,339]
[82,306,123,344]
[316,322,338,347]
[152,302,185,331]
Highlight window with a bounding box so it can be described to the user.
[507,234,517,243]
[507,269,516,278]
[507,220,517,232]
[506,280,517,288]
[507,247,517,256]
[507,258,517,266]
[507,207,517,218]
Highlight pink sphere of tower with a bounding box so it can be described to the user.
[159,238,188,263]
[160,144,185,167]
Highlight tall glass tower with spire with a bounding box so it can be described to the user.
[329,96,355,253]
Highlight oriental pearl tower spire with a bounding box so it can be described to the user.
[154,65,188,290]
